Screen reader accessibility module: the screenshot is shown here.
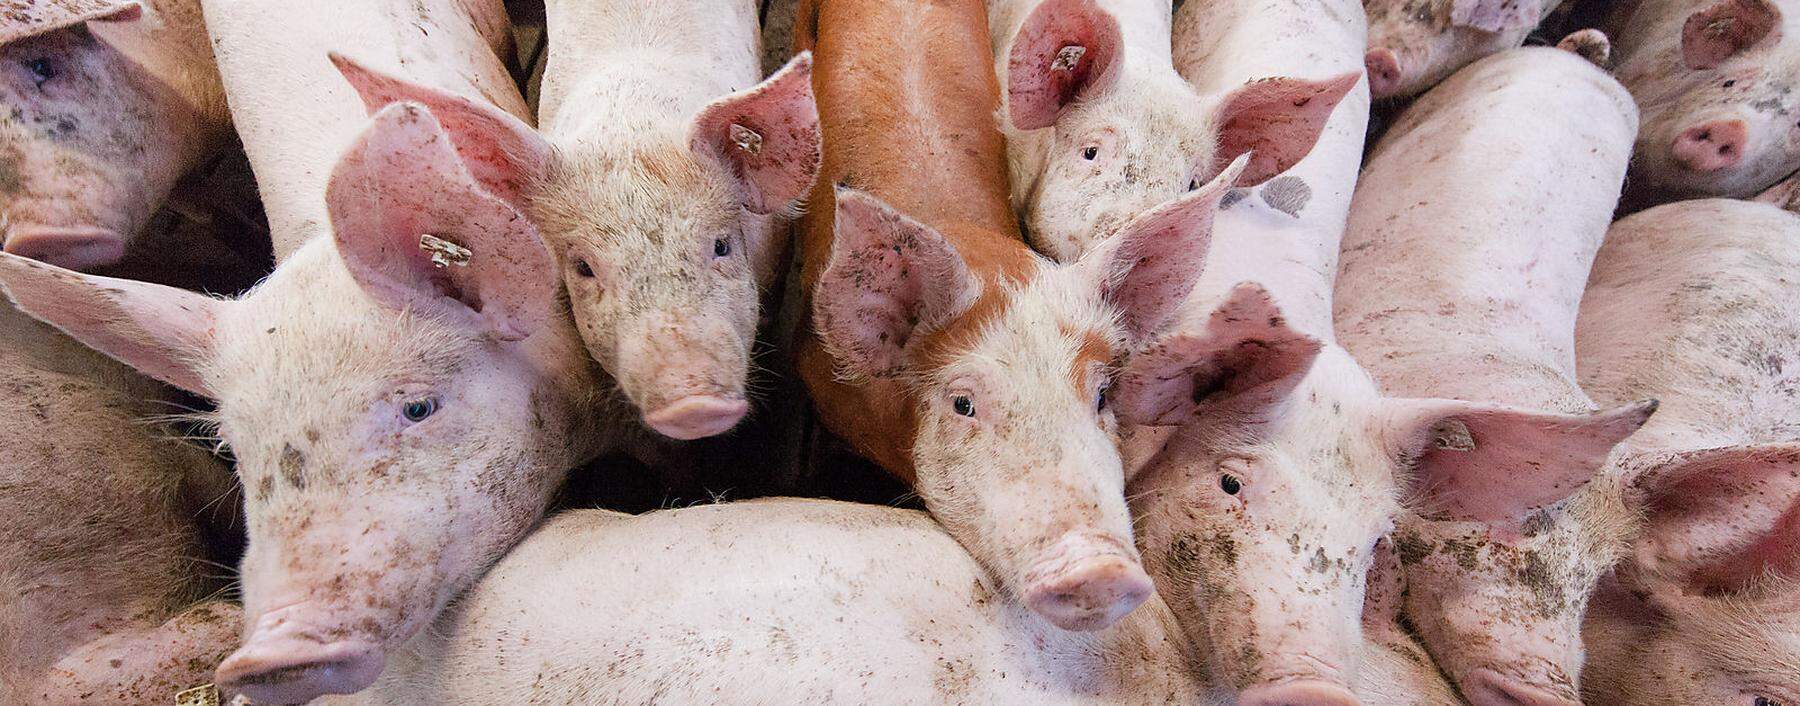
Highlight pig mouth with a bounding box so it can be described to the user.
[642,392,749,440]
[1,224,125,270]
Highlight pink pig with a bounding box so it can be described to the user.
[1338,46,1650,706]
[1363,0,1568,99]
[0,0,232,270]
[1577,198,1800,706]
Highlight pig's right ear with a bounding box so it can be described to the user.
[1449,0,1542,33]
[1624,442,1800,603]
[1110,282,1322,426]
[690,52,823,215]
[328,103,557,342]
[0,253,222,395]
[1209,73,1360,186]
[0,0,141,46]
[1005,0,1124,130]
[329,53,550,209]
[814,188,977,379]
[1682,0,1781,69]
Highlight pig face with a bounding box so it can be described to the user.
[1363,0,1543,100]
[813,159,1243,632]
[1001,0,1355,262]
[1620,0,1800,201]
[1115,289,1656,704]
[0,2,210,270]
[0,103,599,704]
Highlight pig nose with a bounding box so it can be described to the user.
[642,394,749,440]
[1464,669,1581,706]
[2,225,125,270]
[1364,48,1404,99]
[1239,680,1363,706]
[1671,119,1748,172]
[1020,532,1153,631]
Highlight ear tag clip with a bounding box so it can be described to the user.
[1053,45,1088,72]
[420,234,471,269]
[730,124,764,155]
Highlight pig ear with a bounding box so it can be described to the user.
[1111,282,1322,426]
[1449,0,1542,32]
[327,102,557,342]
[1381,398,1659,525]
[0,253,222,395]
[0,0,141,45]
[690,52,822,215]
[814,188,977,379]
[328,52,549,209]
[1005,0,1124,130]
[1682,0,1782,69]
[1209,73,1360,186]
[1092,154,1247,345]
[1625,442,1800,600]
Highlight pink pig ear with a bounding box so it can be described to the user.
[327,102,557,342]
[1091,154,1247,344]
[1111,282,1322,427]
[328,52,549,209]
[1381,398,1659,525]
[1625,442,1800,600]
[814,187,977,379]
[1005,0,1124,130]
[1210,72,1360,186]
[0,0,141,46]
[1681,0,1782,70]
[690,52,822,215]
[1449,0,1543,32]
[0,252,223,395]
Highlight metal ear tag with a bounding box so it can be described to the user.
[174,684,220,706]
[1053,45,1087,72]
[730,123,764,155]
[1431,420,1476,451]
[420,234,472,269]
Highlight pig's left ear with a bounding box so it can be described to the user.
[1090,154,1247,345]
[327,102,557,342]
[1449,0,1542,33]
[1209,72,1360,186]
[1380,398,1659,525]
[1005,0,1124,130]
[690,52,822,215]
[1624,442,1800,601]
[329,53,550,209]
[1681,0,1782,69]
[0,0,142,46]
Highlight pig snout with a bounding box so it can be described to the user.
[216,604,387,703]
[616,315,750,440]
[1019,531,1154,631]
[1671,119,1749,173]
[1364,48,1406,99]
[1239,680,1364,706]
[1463,668,1581,706]
[2,225,125,270]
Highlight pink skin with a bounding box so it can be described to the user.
[0,102,613,705]
[1362,0,1559,99]
[1609,0,1800,206]
[1337,46,1644,705]
[0,0,228,270]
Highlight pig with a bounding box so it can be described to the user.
[985,0,1358,263]
[1607,0,1800,206]
[1575,198,1800,706]
[1756,164,1800,210]
[793,0,1244,633]
[0,296,241,704]
[1362,0,1567,100]
[1337,46,1645,706]
[0,0,232,270]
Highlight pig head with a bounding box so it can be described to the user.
[0,101,606,704]
[0,0,229,270]
[1363,0,1561,99]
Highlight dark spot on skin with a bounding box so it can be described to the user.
[1520,510,1556,537]
[1310,547,1332,573]
[279,444,306,490]
[256,475,274,502]
[1261,176,1312,217]
[1219,188,1251,209]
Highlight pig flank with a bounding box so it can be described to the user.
[0,0,229,270]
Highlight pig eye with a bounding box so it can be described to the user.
[401,397,439,423]
[713,237,731,258]
[1724,79,1738,88]
[1081,146,1099,160]
[952,395,976,417]
[1187,178,1200,192]
[1095,384,1109,412]
[572,258,595,278]
[1754,697,1780,706]
[23,58,54,87]
[1219,474,1242,495]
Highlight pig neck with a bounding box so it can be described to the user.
[1185,209,1345,343]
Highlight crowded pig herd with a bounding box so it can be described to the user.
[0,0,1796,703]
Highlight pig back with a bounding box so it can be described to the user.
[1576,199,1800,450]
[1337,47,1637,407]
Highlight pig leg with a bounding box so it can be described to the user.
[30,601,241,705]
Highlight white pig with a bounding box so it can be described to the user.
[1577,198,1800,706]
[1338,45,1645,706]
[1362,0,1567,99]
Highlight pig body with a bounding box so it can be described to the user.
[1575,199,1800,706]
[1363,0,1567,99]
[1607,0,1800,206]
[0,297,240,704]
[0,0,232,270]
[1337,46,1641,706]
